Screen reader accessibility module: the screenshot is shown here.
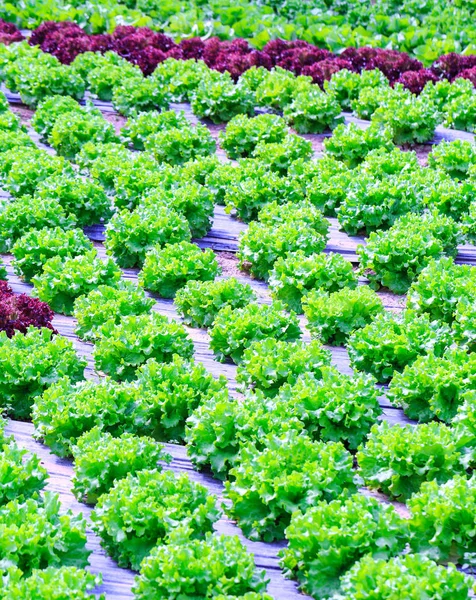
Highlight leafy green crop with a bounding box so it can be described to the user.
[133,531,269,599]
[0,147,74,198]
[185,390,303,479]
[408,475,476,565]
[76,141,134,190]
[280,494,407,599]
[358,210,461,293]
[225,431,357,541]
[93,312,194,381]
[387,349,476,423]
[31,95,86,141]
[445,93,476,133]
[415,168,476,221]
[284,87,343,133]
[351,84,401,120]
[0,492,90,575]
[152,58,210,103]
[50,111,119,160]
[323,122,394,168]
[238,220,328,280]
[141,181,215,238]
[145,124,216,165]
[91,469,220,570]
[32,376,141,457]
[121,110,190,150]
[453,290,476,351]
[0,438,47,506]
[191,76,254,123]
[251,135,313,175]
[73,281,155,341]
[135,356,226,444]
[224,171,303,223]
[237,338,331,396]
[0,566,104,599]
[220,113,288,159]
[0,327,86,420]
[372,95,440,144]
[11,226,93,282]
[32,249,122,315]
[0,196,76,253]
[428,139,476,179]
[357,420,465,501]
[279,368,381,449]
[303,285,384,345]
[87,62,142,102]
[72,427,170,504]
[105,205,191,268]
[336,173,424,236]
[255,69,311,111]
[269,250,357,314]
[112,77,170,117]
[12,63,86,107]
[338,553,475,600]
[407,257,475,324]
[112,158,176,211]
[209,301,301,363]
[33,173,112,226]
[140,241,220,298]
[348,310,453,383]
[175,277,256,328]
[206,162,245,205]
[324,68,388,111]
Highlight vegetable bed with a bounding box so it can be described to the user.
[1,31,476,600]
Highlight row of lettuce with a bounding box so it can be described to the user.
[5,20,476,85]
[1,38,476,136]
[0,0,475,63]
[0,83,476,598]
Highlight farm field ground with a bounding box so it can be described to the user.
[1,12,476,600]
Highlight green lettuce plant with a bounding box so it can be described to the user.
[0,439,47,506]
[220,113,288,159]
[0,493,90,575]
[11,226,93,282]
[105,205,191,268]
[139,241,220,297]
[93,312,194,381]
[71,428,170,504]
[347,310,453,383]
[236,338,332,396]
[303,285,384,345]
[133,531,269,599]
[225,431,357,542]
[73,281,155,341]
[357,210,461,293]
[357,420,465,500]
[135,356,226,444]
[0,327,86,420]
[280,494,407,599]
[279,368,381,449]
[33,173,112,225]
[145,124,216,165]
[209,301,301,363]
[175,277,256,328]
[338,553,475,600]
[32,250,122,315]
[91,469,220,570]
[387,349,476,423]
[32,377,141,457]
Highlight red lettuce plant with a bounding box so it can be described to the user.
[0,281,56,338]
[396,69,439,94]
